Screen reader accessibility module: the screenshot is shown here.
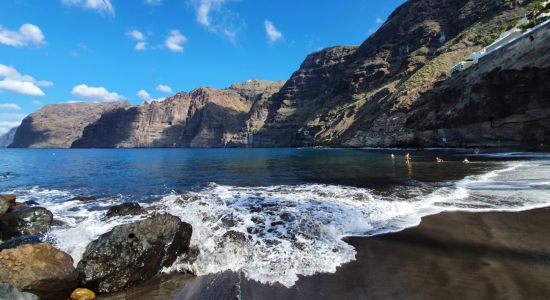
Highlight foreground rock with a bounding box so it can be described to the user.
[0,197,9,218]
[70,288,96,300]
[0,207,53,240]
[77,214,193,293]
[0,283,39,300]
[105,202,145,218]
[0,243,79,299]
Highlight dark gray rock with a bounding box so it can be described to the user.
[0,283,40,300]
[0,234,44,251]
[105,202,146,218]
[77,214,193,293]
[0,207,53,240]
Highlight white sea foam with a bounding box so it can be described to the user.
[6,160,550,287]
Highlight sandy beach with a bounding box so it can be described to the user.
[100,207,550,300]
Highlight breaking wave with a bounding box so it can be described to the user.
[5,160,550,287]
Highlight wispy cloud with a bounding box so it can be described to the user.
[137,89,165,102]
[165,30,187,53]
[126,30,148,51]
[0,23,45,48]
[0,103,21,111]
[0,121,22,135]
[71,84,125,102]
[376,17,384,25]
[264,20,282,44]
[156,84,173,94]
[61,0,115,16]
[190,0,244,42]
[144,0,161,5]
[0,64,53,96]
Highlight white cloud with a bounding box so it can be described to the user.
[156,84,173,94]
[126,30,148,51]
[376,17,384,24]
[127,30,145,41]
[137,89,152,102]
[190,0,243,41]
[144,0,161,5]
[61,0,115,16]
[0,23,46,48]
[137,89,165,102]
[32,100,42,105]
[0,103,21,111]
[71,84,125,102]
[264,20,282,43]
[0,64,52,96]
[165,30,187,53]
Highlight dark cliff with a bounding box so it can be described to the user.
[71,80,285,148]
[253,0,547,149]
[9,102,130,148]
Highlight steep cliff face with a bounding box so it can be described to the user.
[0,127,17,147]
[71,80,284,148]
[9,102,130,148]
[254,0,542,147]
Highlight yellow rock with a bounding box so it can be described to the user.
[70,288,96,300]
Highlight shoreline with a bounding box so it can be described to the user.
[99,207,550,299]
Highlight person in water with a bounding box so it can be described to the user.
[463,158,470,164]
[436,157,444,163]
[405,153,412,165]
[391,153,395,159]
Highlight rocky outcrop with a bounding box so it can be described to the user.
[105,203,145,218]
[0,207,53,240]
[77,214,193,293]
[71,80,284,148]
[9,102,129,148]
[0,127,17,147]
[0,243,79,300]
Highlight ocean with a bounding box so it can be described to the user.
[1,148,549,287]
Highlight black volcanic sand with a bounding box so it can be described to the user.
[99,208,550,300]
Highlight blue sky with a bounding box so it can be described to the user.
[0,0,405,134]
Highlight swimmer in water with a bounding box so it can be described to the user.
[463,158,470,164]
[436,157,444,163]
[391,153,395,159]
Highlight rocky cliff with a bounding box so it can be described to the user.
[9,102,130,148]
[253,0,547,149]
[0,127,17,147]
[71,80,284,148]
[8,0,549,149]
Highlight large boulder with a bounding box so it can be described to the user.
[0,207,53,240]
[0,283,40,300]
[77,214,193,293]
[0,243,79,300]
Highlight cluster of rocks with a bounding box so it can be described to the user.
[0,195,194,299]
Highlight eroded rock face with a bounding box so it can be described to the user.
[0,207,53,240]
[9,102,130,148]
[72,80,284,148]
[0,243,79,300]
[76,214,193,293]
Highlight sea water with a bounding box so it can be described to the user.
[1,148,549,287]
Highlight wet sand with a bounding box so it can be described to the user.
[100,208,550,300]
